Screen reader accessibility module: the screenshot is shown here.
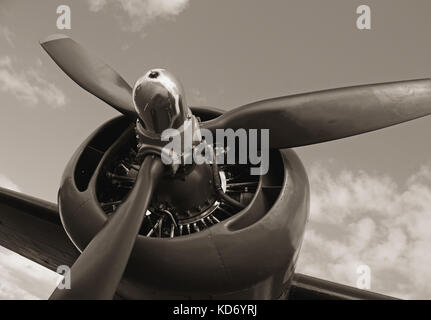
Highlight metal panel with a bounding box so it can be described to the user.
[289,273,397,300]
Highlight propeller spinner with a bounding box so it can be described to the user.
[132,68,191,136]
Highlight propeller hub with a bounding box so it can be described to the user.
[132,69,191,137]
[153,163,218,222]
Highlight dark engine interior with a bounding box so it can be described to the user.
[72,114,285,239]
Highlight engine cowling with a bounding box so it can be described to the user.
[58,107,310,299]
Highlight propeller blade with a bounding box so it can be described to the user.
[40,34,136,119]
[202,79,431,148]
[49,156,164,300]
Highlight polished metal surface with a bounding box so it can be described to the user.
[133,69,191,137]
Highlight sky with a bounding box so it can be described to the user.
[1,0,431,299]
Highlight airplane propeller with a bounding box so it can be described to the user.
[50,156,164,300]
[202,79,431,148]
[41,34,431,150]
[40,34,431,300]
[40,34,136,119]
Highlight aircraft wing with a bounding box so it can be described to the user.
[0,187,397,300]
[288,273,397,300]
[0,187,79,272]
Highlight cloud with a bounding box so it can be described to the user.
[88,0,107,12]
[0,246,61,300]
[0,177,61,300]
[0,174,20,192]
[88,0,190,32]
[0,25,14,48]
[189,87,208,105]
[296,161,431,299]
[0,56,66,108]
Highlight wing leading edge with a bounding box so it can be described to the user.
[0,187,397,300]
[289,273,397,300]
[0,187,79,272]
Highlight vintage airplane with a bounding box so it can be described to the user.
[1,33,431,300]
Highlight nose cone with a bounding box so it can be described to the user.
[133,69,189,136]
